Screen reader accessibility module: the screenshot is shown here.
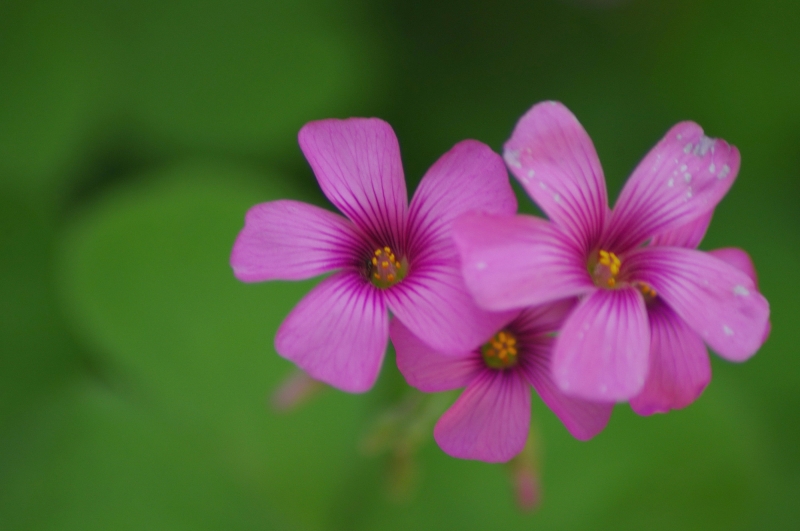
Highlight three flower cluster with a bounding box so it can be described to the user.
[231,101,770,463]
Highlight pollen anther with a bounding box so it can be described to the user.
[598,250,621,275]
[635,281,658,303]
[592,249,622,289]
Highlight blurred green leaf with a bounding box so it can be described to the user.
[55,162,369,530]
[0,380,291,531]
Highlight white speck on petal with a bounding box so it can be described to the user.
[734,285,750,296]
[693,136,716,156]
[686,188,693,199]
[709,163,716,174]
[679,164,688,172]
[539,181,547,190]
[723,325,734,336]
[684,173,692,182]
[667,178,674,187]
[527,169,535,178]
[476,262,487,270]
[718,164,731,179]
[504,149,522,169]
[553,193,562,204]
[683,143,693,154]
[677,133,683,140]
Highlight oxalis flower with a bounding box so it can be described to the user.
[391,299,613,463]
[453,101,770,403]
[231,118,516,392]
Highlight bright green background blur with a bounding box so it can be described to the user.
[2,0,799,529]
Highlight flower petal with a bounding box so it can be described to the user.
[407,140,517,263]
[552,287,650,401]
[275,272,388,393]
[453,213,592,311]
[629,302,711,415]
[708,248,758,286]
[391,319,485,392]
[503,101,608,252]
[230,200,363,282]
[385,261,516,354]
[298,118,408,248]
[516,335,612,440]
[707,248,770,342]
[650,210,713,249]
[434,370,530,463]
[606,122,740,251]
[627,247,769,362]
[512,299,578,337]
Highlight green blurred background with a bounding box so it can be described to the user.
[1,0,798,529]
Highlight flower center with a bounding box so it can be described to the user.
[368,246,408,289]
[481,330,519,369]
[591,250,621,289]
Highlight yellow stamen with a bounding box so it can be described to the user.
[636,281,658,303]
[592,249,622,289]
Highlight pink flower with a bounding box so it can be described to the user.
[231,118,516,392]
[453,102,770,402]
[391,299,613,463]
